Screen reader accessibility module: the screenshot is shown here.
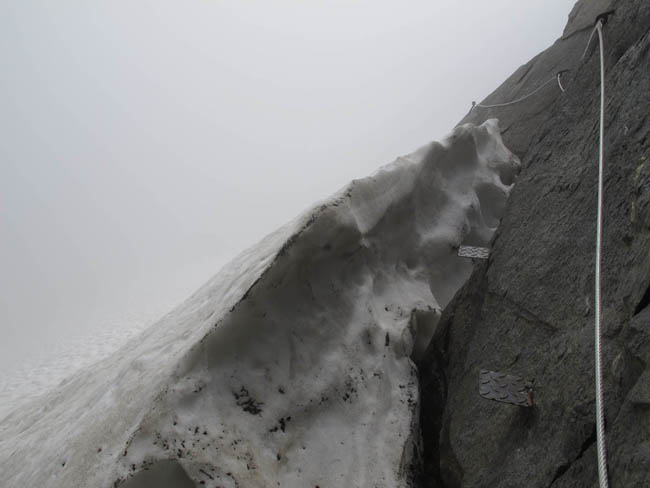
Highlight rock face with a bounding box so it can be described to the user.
[0,120,519,488]
[419,1,650,487]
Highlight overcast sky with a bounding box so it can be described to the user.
[0,0,576,372]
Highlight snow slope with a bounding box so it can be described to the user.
[0,119,519,488]
[0,311,158,420]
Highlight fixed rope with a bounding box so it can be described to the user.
[471,72,566,110]
[468,11,614,488]
[590,16,610,488]
[556,72,566,92]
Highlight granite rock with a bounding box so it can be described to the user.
[419,1,650,487]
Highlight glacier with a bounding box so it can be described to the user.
[0,119,519,488]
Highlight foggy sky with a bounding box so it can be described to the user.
[0,1,575,371]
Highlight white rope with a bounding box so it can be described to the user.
[471,75,559,110]
[582,24,599,60]
[593,18,610,488]
[557,72,566,93]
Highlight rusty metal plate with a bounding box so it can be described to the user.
[479,369,533,407]
[458,245,490,260]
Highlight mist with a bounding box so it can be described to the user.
[1,0,575,372]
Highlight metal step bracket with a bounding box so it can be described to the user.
[479,369,533,407]
[458,245,490,260]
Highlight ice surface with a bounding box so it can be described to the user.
[0,119,519,488]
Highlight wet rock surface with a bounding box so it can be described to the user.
[419,1,650,487]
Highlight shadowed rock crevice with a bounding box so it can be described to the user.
[633,281,650,316]
[417,266,489,488]
[417,325,448,488]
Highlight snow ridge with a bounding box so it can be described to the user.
[0,119,519,488]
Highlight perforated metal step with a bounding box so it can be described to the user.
[458,245,490,260]
[479,369,533,407]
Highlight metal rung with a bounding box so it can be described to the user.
[458,245,490,260]
[479,369,533,407]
